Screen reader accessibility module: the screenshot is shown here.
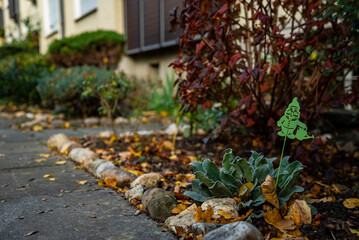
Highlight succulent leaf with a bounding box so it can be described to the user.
[190,161,205,173]
[183,191,214,202]
[209,181,233,198]
[202,158,221,182]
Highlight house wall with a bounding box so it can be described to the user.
[38,0,125,54]
[2,0,39,43]
[1,0,178,83]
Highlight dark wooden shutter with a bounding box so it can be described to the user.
[0,8,4,29]
[143,0,160,47]
[163,0,182,43]
[9,0,19,21]
[125,0,140,51]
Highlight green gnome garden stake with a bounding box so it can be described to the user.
[275,97,314,189]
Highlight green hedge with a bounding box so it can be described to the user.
[0,53,52,105]
[48,30,125,68]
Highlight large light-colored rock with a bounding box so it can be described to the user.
[84,117,100,126]
[34,113,48,121]
[14,111,26,118]
[47,133,70,150]
[25,113,35,119]
[50,119,65,128]
[95,161,115,177]
[192,223,223,237]
[202,221,264,240]
[130,173,163,189]
[142,188,167,212]
[59,141,82,155]
[165,123,177,135]
[164,204,197,234]
[147,193,177,221]
[98,130,113,138]
[86,159,107,175]
[20,119,42,129]
[125,184,146,202]
[201,198,239,219]
[68,148,98,165]
[97,166,137,187]
[115,117,129,125]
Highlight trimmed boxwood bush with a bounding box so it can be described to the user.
[48,30,125,69]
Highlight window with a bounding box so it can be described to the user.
[125,0,182,54]
[74,0,98,20]
[43,0,59,35]
[8,0,19,22]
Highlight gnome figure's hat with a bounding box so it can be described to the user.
[287,97,300,111]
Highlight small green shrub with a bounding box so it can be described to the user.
[82,71,132,137]
[48,30,125,68]
[149,71,179,116]
[184,149,305,218]
[0,53,52,105]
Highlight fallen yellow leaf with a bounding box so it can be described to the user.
[63,122,70,128]
[35,158,47,162]
[109,135,117,143]
[171,204,187,214]
[39,153,50,158]
[169,155,178,160]
[33,125,43,131]
[218,210,234,219]
[349,228,359,236]
[104,177,117,188]
[77,180,87,185]
[239,182,254,196]
[343,198,359,209]
[0,153,5,157]
[43,174,53,178]
[160,111,168,118]
[55,160,66,165]
[49,178,57,181]
[141,162,149,168]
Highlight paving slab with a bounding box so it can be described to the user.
[0,119,175,240]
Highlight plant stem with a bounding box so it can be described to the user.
[275,131,287,190]
[171,106,181,153]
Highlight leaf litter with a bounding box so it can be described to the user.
[59,132,359,239]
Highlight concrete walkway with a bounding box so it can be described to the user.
[0,118,175,240]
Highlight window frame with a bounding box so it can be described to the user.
[73,0,98,21]
[43,0,59,37]
[124,0,180,55]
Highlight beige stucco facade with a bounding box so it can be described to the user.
[1,0,177,83]
[1,0,39,42]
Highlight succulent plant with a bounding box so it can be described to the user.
[184,148,305,217]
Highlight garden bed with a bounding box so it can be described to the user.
[67,132,359,239]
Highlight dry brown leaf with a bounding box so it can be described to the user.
[261,175,279,208]
[287,200,312,226]
[77,180,87,185]
[193,206,217,223]
[264,207,297,231]
[23,230,38,237]
[343,198,359,209]
[161,140,174,151]
[104,177,117,188]
[171,204,187,214]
